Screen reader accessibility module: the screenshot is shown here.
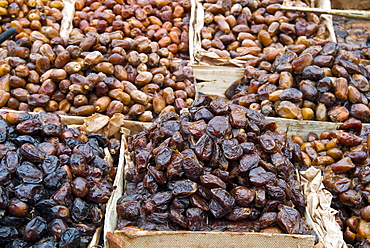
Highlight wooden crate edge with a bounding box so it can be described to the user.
[112,229,315,248]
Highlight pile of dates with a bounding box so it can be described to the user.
[0,111,119,247]
[73,0,191,59]
[116,95,312,234]
[200,0,327,62]
[0,30,195,121]
[334,17,370,52]
[0,0,63,41]
[226,41,370,122]
[333,17,370,65]
[291,118,370,247]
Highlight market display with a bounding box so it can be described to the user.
[291,118,370,247]
[115,96,312,234]
[2,0,370,246]
[0,112,119,247]
[199,0,327,63]
[225,41,370,123]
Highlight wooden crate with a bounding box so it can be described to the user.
[0,0,197,123]
[103,120,318,248]
[191,0,336,98]
[192,0,336,67]
[331,0,370,10]
[331,0,370,67]
[0,111,127,247]
[103,117,362,248]
[107,230,314,248]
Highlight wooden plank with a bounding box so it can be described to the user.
[192,65,244,98]
[280,6,370,20]
[120,116,370,139]
[112,230,315,248]
[192,65,244,82]
[189,0,197,65]
[103,134,126,248]
[268,117,370,138]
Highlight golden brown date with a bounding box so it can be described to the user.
[106,100,124,117]
[135,71,153,87]
[12,88,30,102]
[9,76,26,88]
[94,96,111,113]
[38,80,56,96]
[54,51,71,68]
[0,90,10,107]
[128,104,145,116]
[108,89,131,105]
[93,62,114,75]
[130,90,149,105]
[45,100,59,112]
[74,105,95,116]
[73,95,89,107]
[226,40,370,123]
